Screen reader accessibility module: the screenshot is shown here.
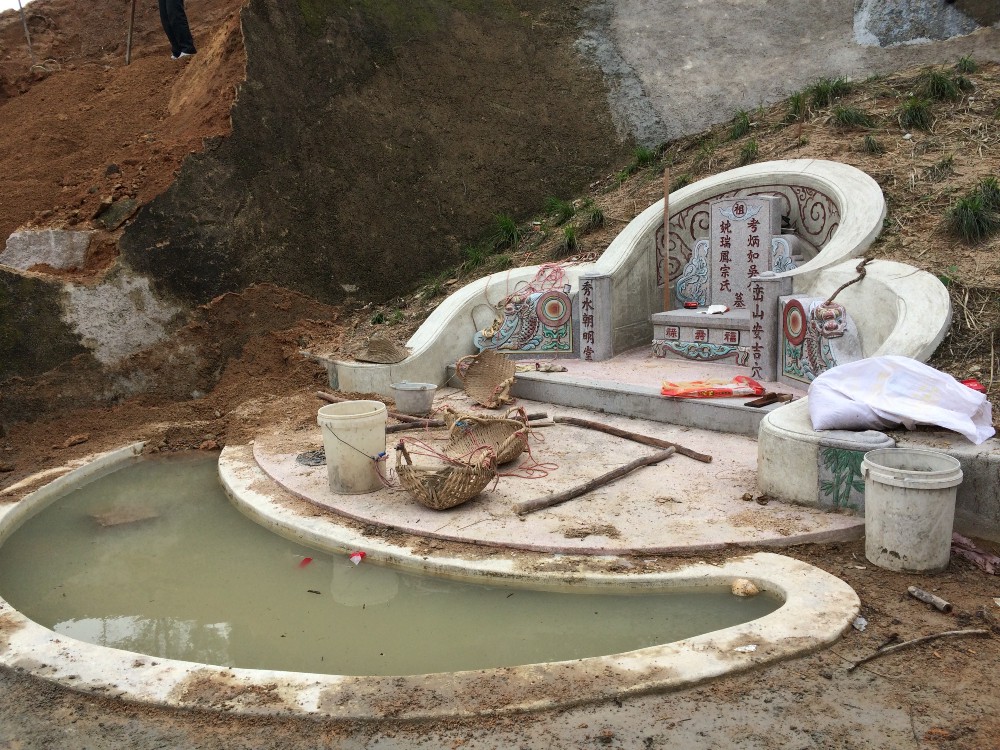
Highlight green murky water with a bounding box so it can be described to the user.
[0,455,780,676]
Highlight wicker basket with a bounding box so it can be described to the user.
[441,408,529,466]
[455,349,516,408]
[395,443,497,511]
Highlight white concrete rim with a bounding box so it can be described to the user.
[0,445,859,721]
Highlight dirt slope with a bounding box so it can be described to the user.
[0,0,244,258]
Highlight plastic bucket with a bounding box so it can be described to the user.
[317,401,387,494]
[390,381,437,416]
[862,447,963,573]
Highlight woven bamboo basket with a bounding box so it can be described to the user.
[455,349,516,408]
[395,443,497,511]
[441,408,529,466]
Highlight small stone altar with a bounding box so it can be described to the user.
[651,195,794,381]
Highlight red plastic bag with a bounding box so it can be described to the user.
[661,376,765,399]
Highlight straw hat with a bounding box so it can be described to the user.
[354,335,410,364]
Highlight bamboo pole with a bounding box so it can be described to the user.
[316,391,425,423]
[515,447,675,515]
[385,412,548,434]
[554,415,712,463]
[18,0,37,67]
[662,165,671,311]
[125,0,136,65]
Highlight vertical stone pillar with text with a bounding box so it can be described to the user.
[578,274,613,361]
[749,271,792,382]
[710,195,782,311]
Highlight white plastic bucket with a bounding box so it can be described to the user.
[390,381,437,416]
[317,401,387,494]
[862,447,963,573]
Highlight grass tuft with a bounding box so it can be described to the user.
[738,139,759,166]
[899,97,933,131]
[946,193,1000,243]
[632,145,657,169]
[669,173,692,192]
[419,272,448,300]
[491,213,522,250]
[490,254,514,271]
[693,140,716,170]
[786,91,807,122]
[808,77,852,108]
[558,225,578,256]
[954,74,975,93]
[460,244,492,275]
[861,134,884,154]
[729,110,752,140]
[978,176,1000,211]
[956,55,977,74]
[831,106,875,129]
[579,200,605,233]
[915,69,962,102]
[543,197,575,226]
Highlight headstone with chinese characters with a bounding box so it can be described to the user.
[577,273,613,361]
[650,194,789,380]
[709,196,782,312]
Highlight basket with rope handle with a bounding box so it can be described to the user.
[440,406,529,466]
[455,349,516,409]
[395,441,498,511]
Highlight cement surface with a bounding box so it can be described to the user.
[252,384,860,555]
[600,0,1000,146]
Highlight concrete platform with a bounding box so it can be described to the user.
[248,382,859,556]
[509,346,807,437]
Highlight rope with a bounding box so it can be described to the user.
[824,257,871,306]
[320,424,391,487]
[498,425,558,479]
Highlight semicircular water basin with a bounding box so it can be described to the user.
[0,444,860,721]
[0,454,779,676]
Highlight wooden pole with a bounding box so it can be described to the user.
[318,391,547,426]
[386,412,549,434]
[18,0,37,67]
[316,391,426,423]
[662,165,671,311]
[847,629,989,672]
[125,0,137,66]
[554,415,712,463]
[514,447,675,515]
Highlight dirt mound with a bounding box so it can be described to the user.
[0,0,244,267]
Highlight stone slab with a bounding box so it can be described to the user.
[251,386,859,556]
[1,229,93,271]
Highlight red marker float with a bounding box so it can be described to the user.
[349,550,366,565]
[298,557,313,568]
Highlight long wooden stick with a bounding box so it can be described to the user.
[125,0,136,65]
[316,391,426,423]
[662,165,671,311]
[554,415,712,463]
[18,0,37,66]
[386,412,549,434]
[515,447,675,515]
[847,629,989,672]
